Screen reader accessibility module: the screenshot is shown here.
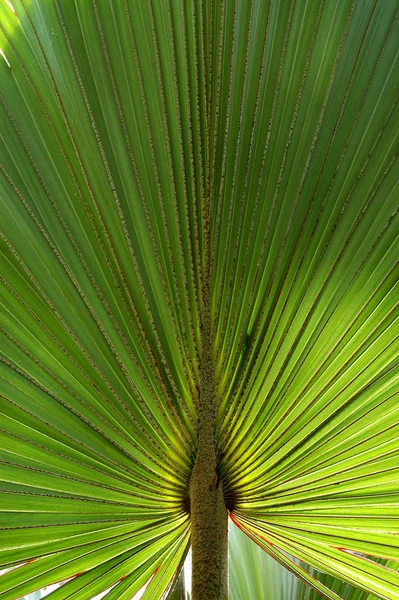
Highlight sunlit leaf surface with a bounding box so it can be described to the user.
[0,0,398,598]
[230,521,399,600]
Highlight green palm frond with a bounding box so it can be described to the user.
[0,0,398,598]
[229,523,399,600]
[229,522,299,600]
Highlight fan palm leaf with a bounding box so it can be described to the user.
[0,0,398,598]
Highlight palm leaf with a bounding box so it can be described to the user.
[229,522,399,600]
[0,0,398,598]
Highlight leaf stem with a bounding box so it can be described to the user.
[190,281,228,599]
